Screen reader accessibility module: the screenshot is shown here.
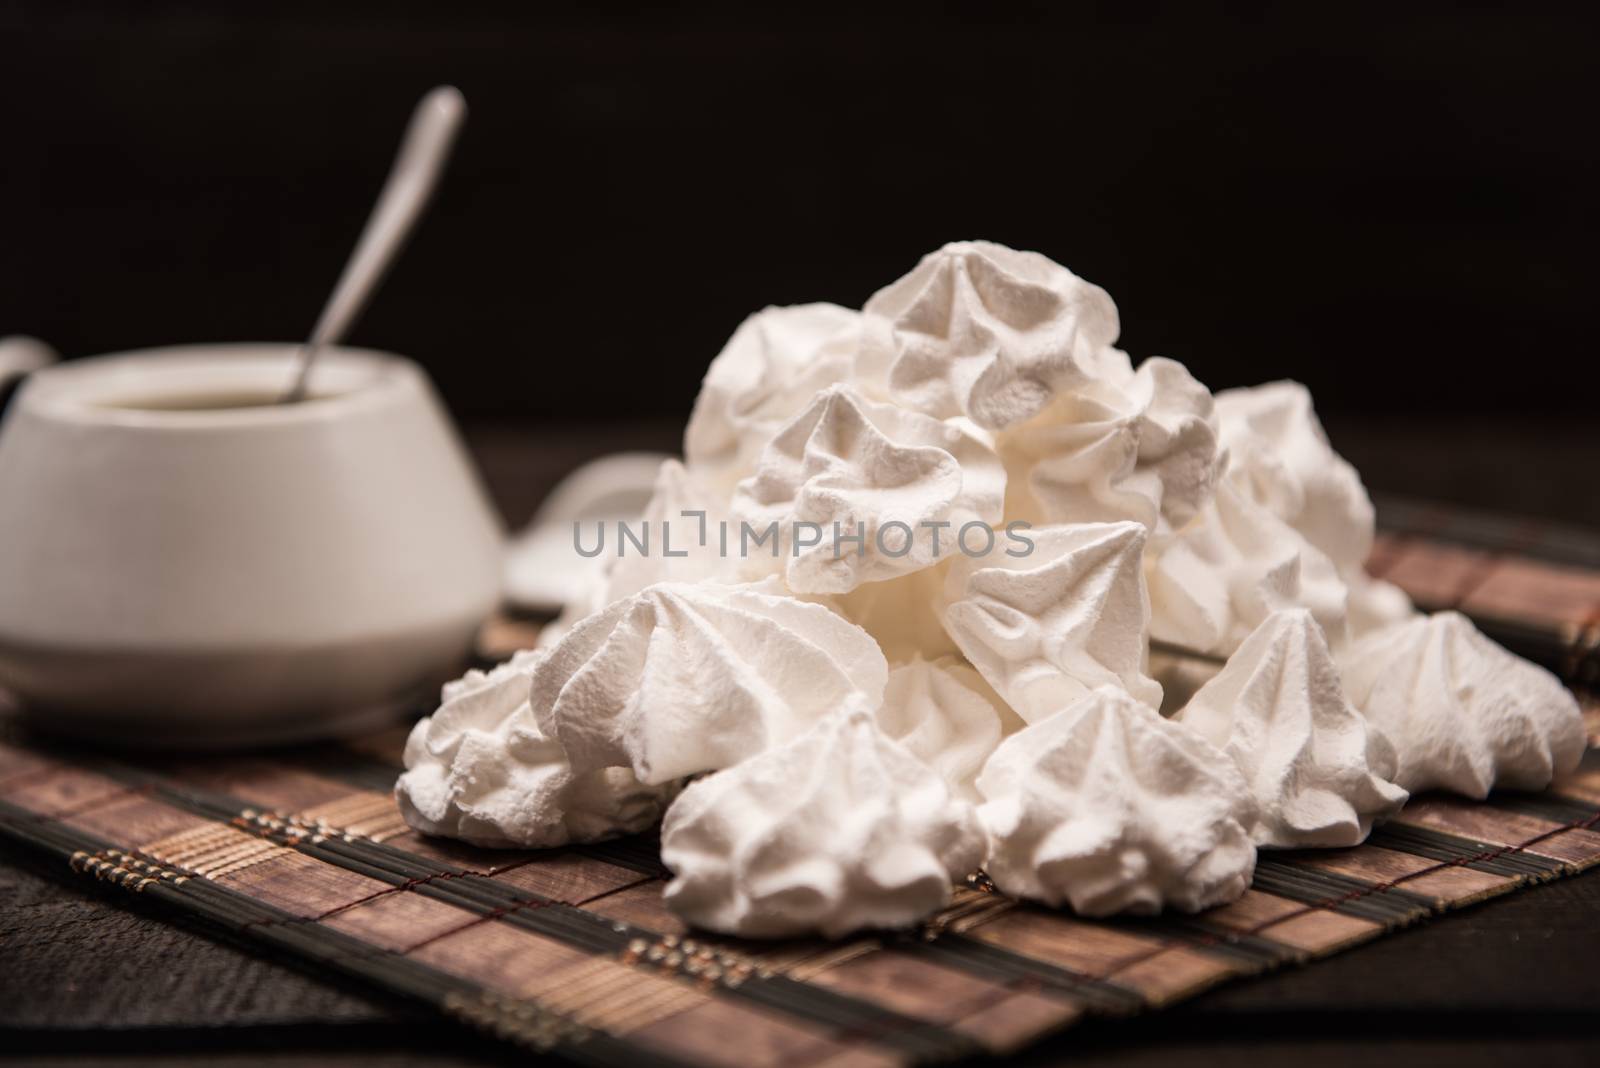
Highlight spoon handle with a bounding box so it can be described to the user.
[282,86,467,403]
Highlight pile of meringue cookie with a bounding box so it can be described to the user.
[397,241,1586,939]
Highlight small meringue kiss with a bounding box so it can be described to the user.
[1177,609,1408,848]
[977,685,1258,916]
[1000,356,1221,536]
[396,651,675,849]
[942,521,1163,722]
[1215,381,1375,577]
[1147,479,1349,657]
[661,704,986,938]
[684,302,860,498]
[531,580,888,783]
[1338,611,1585,797]
[732,384,1005,594]
[859,240,1121,430]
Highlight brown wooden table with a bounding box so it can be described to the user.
[4,419,1598,1067]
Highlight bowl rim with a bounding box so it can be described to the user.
[16,343,423,430]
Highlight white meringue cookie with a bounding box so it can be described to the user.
[397,651,676,849]
[859,241,1120,429]
[1215,381,1375,576]
[732,384,1006,594]
[1000,356,1221,536]
[661,704,986,938]
[684,303,860,498]
[1147,479,1349,657]
[977,685,1257,915]
[1088,344,1137,385]
[941,521,1163,722]
[1177,609,1408,848]
[877,655,1025,802]
[531,579,889,784]
[1337,611,1585,797]
[828,561,963,662]
[437,648,546,705]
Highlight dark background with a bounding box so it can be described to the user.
[2,2,1596,436]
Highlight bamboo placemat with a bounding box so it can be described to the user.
[3,497,1599,1067]
[1367,493,1600,688]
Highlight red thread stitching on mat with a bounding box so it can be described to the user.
[572,873,660,909]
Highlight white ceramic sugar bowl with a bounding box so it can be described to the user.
[0,344,504,746]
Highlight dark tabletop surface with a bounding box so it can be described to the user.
[4,419,1598,1068]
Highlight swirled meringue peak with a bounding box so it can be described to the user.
[941,521,1163,722]
[1000,356,1221,535]
[397,651,676,848]
[877,655,1025,802]
[661,704,986,938]
[1337,611,1584,797]
[731,384,1006,594]
[530,579,889,783]
[859,241,1120,429]
[1215,381,1375,576]
[684,303,860,498]
[1177,609,1407,848]
[977,685,1257,915]
[1147,479,1349,657]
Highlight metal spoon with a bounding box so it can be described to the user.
[281,86,467,403]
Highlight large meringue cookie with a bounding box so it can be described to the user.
[1215,381,1375,576]
[531,580,889,783]
[661,704,986,938]
[1000,356,1221,536]
[1177,609,1407,848]
[396,651,675,848]
[877,655,1025,803]
[859,241,1120,430]
[684,303,860,498]
[941,521,1163,722]
[977,685,1257,915]
[1337,612,1585,797]
[732,384,1006,594]
[1147,479,1349,657]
